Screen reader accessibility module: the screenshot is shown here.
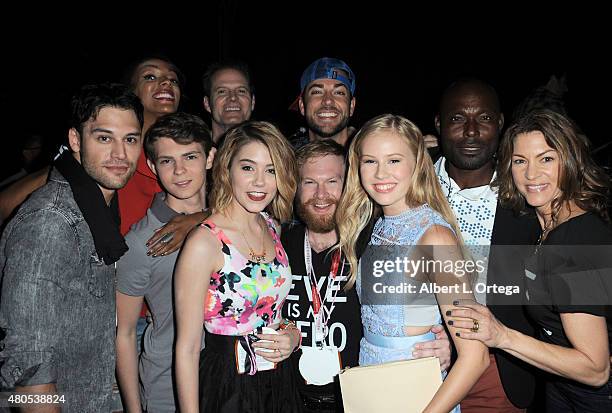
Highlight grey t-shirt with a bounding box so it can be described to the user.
[117,192,204,412]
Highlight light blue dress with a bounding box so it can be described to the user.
[357,204,461,413]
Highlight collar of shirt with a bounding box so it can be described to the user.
[150,192,182,223]
[434,156,498,203]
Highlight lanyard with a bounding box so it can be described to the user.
[303,230,344,340]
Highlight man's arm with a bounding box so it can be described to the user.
[0,167,49,222]
[0,209,77,404]
[412,324,452,371]
[115,292,145,413]
[115,230,152,413]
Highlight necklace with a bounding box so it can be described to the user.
[240,220,267,264]
[535,221,553,253]
[537,228,549,245]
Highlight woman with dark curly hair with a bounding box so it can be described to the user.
[450,109,612,412]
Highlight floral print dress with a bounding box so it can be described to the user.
[202,212,291,335]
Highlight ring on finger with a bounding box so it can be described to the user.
[471,319,480,333]
[159,232,174,244]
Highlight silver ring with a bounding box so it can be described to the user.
[159,232,174,244]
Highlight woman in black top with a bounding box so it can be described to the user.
[448,110,612,412]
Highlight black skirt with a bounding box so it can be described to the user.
[199,332,303,413]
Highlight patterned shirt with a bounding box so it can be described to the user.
[434,157,497,246]
[434,157,497,304]
[202,213,292,335]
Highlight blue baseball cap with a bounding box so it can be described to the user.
[300,57,356,95]
[289,57,356,110]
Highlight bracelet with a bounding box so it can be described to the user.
[280,319,302,351]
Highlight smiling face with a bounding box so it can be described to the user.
[296,154,345,233]
[436,81,503,172]
[204,68,254,139]
[132,59,181,119]
[359,130,416,216]
[69,106,142,202]
[229,140,277,214]
[299,77,355,140]
[511,131,562,217]
[147,137,213,210]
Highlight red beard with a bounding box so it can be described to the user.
[296,196,337,233]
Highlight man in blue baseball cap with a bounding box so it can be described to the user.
[291,57,357,148]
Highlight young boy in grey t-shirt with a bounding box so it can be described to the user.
[115,113,214,413]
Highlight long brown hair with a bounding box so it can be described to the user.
[495,109,610,223]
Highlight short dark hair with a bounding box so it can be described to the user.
[202,60,254,99]
[144,112,213,161]
[439,77,501,114]
[70,83,143,135]
[295,140,346,168]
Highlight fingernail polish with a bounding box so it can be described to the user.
[452,300,459,306]
[445,310,451,316]
[447,320,454,326]
[455,332,460,337]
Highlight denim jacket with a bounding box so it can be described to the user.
[0,168,116,412]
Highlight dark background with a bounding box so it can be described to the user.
[1,4,609,180]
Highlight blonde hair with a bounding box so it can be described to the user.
[209,121,297,223]
[336,114,464,288]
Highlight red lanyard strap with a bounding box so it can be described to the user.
[304,231,342,316]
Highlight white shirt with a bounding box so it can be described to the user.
[434,156,498,303]
[434,156,498,245]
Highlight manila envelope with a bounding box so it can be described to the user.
[339,356,442,413]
